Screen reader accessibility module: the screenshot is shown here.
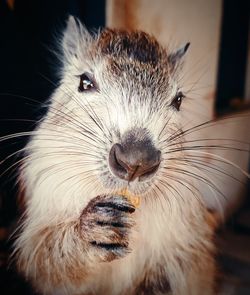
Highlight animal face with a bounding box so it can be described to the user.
[22,17,190,218]
[41,18,189,196]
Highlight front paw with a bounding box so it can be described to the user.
[80,195,136,261]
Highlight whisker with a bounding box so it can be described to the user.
[157,174,203,208]
[161,165,229,202]
[165,156,246,185]
[160,113,250,145]
[165,149,250,178]
[40,73,112,143]
[167,144,249,153]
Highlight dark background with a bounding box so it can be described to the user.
[0,0,249,294]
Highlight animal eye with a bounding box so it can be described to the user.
[171,91,185,111]
[78,73,95,92]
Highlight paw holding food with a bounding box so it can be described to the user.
[80,193,138,261]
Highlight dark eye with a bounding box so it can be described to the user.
[171,91,185,111]
[78,73,95,92]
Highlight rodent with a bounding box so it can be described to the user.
[13,16,217,295]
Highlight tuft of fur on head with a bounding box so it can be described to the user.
[13,16,218,295]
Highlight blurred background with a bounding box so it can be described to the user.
[0,0,249,294]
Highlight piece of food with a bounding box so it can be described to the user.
[118,189,141,208]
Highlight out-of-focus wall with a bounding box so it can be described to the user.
[245,20,250,100]
[106,0,250,217]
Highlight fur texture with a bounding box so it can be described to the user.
[14,16,217,295]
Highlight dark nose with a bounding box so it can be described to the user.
[109,142,161,182]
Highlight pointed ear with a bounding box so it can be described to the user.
[62,15,92,58]
[168,42,190,66]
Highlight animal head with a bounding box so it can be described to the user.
[23,16,190,212]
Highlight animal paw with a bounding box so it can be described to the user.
[80,195,136,261]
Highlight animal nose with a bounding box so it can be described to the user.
[109,142,161,182]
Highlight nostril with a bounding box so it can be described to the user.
[139,157,161,181]
[113,144,130,172]
[109,144,128,179]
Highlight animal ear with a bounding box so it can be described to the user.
[168,42,190,66]
[62,15,92,57]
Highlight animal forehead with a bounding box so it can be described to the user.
[95,29,168,66]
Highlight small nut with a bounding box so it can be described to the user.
[118,189,141,208]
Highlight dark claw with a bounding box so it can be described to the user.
[94,201,135,214]
[82,194,135,216]
[96,220,125,228]
[90,241,128,250]
[92,206,124,217]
